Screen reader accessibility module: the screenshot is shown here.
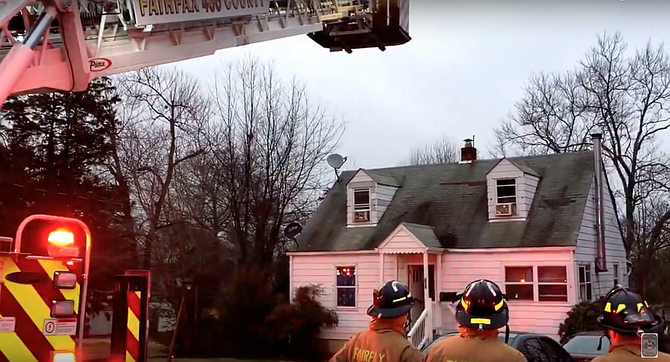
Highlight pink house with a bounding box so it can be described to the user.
[287,134,629,352]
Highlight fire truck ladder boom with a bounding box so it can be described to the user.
[0,0,411,107]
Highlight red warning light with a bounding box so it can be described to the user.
[48,230,74,247]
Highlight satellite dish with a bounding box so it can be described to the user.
[327,154,347,170]
[284,222,303,239]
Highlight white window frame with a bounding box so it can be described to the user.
[578,264,593,302]
[537,266,569,303]
[613,263,619,286]
[503,265,534,301]
[495,178,518,217]
[335,265,358,309]
[503,264,571,303]
[352,188,371,223]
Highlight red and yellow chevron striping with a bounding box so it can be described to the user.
[125,290,142,362]
[0,255,81,362]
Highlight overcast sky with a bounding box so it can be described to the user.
[176,0,670,170]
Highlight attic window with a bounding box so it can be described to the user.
[495,179,518,217]
[353,189,371,223]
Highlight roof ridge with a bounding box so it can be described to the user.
[402,222,434,230]
[345,150,593,174]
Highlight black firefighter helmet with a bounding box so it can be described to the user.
[456,279,510,330]
[367,280,415,319]
[597,285,663,335]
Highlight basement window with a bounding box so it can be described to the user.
[495,179,518,217]
[613,263,619,285]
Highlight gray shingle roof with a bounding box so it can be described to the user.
[296,151,595,252]
[401,222,441,248]
[360,169,401,187]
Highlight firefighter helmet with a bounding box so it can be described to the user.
[456,279,509,330]
[597,286,663,335]
[367,280,415,319]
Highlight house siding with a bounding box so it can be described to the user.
[439,249,576,339]
[290,253,394,340]
[486,159,538,220]
[379,226,424,254]
[574,175,628,298]
[349,170,375,184]
[374,185,398,222]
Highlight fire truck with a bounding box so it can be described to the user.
[0,214,91,362]
[0,0,411,108]
[0,214,150,362]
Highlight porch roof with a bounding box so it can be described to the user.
[376,222,442,254]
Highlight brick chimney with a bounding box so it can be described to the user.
[459,138,477,164]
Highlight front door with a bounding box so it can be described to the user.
[407,265,435,328]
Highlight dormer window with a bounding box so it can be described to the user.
[353,189,371,223]
[495,179,518,217]
[487,158,539,221]
[346,169,399,226]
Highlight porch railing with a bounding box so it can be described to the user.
[407,298,433,350]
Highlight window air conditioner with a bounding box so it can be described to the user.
[495,203,516,216]
[354,211,370,222]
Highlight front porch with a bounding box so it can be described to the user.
[375,222,446,349]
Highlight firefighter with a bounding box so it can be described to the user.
[329,280,424,362]
[424,279,527,362]
[591,285,670,361]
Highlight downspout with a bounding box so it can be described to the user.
[592,131,608,273]
[379,252,385,284]
[289,254,294,297]
[570,249,576,304]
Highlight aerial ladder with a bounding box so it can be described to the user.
[0,0,411,108]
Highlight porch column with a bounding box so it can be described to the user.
[379,252,385,284]
[435,252,443,334]
[422,251,430,304]
[423,251,432,341]
[394,254,398,280]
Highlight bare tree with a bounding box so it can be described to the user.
[493,32,670,285]
[405,136,460,165]
[210,57,344,270]
[115,67,211,269]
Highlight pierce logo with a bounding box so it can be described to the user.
[89,58,112,72]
